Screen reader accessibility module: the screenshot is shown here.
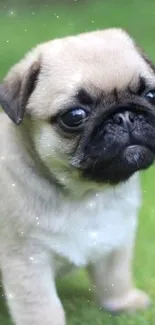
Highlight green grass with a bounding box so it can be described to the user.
[1,0,155,324]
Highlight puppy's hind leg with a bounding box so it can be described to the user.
[87,244,150,314]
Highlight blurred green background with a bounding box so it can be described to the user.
[1,0,155,324]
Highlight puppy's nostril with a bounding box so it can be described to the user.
[113,114,123,125]
[114,111,135,127]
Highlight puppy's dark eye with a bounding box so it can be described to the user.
[145,90,155,105]
[58,107,89,132]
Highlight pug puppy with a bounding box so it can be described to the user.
[0,28,155,325]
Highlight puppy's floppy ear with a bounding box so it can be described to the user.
[0,60,40,125]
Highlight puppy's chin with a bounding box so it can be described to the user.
[82,145,154,185]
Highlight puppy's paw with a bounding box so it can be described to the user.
[101,289,151,314]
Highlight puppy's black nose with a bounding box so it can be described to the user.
[113,111,134,128]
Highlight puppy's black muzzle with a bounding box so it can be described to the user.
[72,101,155,184]
[91,102,152,137]
[77,102,154,161]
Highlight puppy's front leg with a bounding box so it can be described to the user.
[88,245,150,313]
[1,249,65,325]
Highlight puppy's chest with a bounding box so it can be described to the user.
[38,186,139,269]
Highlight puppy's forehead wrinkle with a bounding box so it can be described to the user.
[76,88,94,106]
[74,83,141,112]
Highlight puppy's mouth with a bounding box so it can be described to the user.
[72,105,155,184]
[83,144,154,185]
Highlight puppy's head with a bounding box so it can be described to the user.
[1,28,155,191]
